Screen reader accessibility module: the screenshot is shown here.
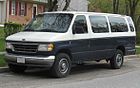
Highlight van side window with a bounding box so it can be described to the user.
[108,17,128,32]
[72,15,88,34]
[127,17,134,32]
[89,16,109,33]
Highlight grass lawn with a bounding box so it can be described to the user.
[0,27,5,52]
[136,47,140,54]
[0,38,5,52]
[0,27,5,38]
[0,55,6,67]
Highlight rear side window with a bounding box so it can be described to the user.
[127,17,135,32]
[72,15,88,34]
[108,17,128,32]
[89,16,109,33]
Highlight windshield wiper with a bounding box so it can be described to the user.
[24,28,34,31]
[24,28,60,32]
[39,28,59,32]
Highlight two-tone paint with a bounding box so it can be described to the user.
[5,12,136,66]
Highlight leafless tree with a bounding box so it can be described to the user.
[127,0,140,20]
[47,0,71,12]
[125,0,129,15]
[124,0,140,31]
[113,0,120,13]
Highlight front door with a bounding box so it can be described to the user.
[32,4,37,18]
[71,15,90,62]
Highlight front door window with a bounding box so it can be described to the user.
[72,15,88,34]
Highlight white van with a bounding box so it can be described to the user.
[5,12,136,78]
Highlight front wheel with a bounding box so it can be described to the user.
[110,50,124,69]
[51,53,71,78]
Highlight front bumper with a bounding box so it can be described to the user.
[5,53,55,67]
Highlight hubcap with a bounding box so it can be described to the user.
[58,58,69,74]
[116,54,123,67]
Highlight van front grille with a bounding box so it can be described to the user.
[12,43,38,53]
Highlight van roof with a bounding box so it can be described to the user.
[41,11,128,17]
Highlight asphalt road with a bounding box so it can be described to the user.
[0,56,140,88]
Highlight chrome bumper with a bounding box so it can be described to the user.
[5,53,55,67]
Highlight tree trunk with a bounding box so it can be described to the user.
[128,0,140,20]
[136,15,140,32]
[47,0,58,12]
[47,0,71,12]
[113,0,120,14]
[125,0,129,15]
[63,0,71,11]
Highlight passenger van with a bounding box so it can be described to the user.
[5,12,136,78]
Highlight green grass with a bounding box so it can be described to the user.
[0,38,5,52]
[0,55,6,67]
[0,27,5,52]
[136,47,140,54]
[0,27,5,38]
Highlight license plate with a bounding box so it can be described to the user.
[17,57,25,63]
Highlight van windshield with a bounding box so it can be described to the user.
[24,13,73,33]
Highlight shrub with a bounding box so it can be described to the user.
[4,22,23,38]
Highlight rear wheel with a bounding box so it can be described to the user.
[8,64,27,73]
[110,50,124,69]
[51,53,71,78]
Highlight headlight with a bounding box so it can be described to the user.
[38,44,54,51]
[6,43,13,49]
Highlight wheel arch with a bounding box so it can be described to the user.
[56,48,72,60]
[116,45,125,55]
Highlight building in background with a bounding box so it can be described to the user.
[0,0,46,25]
[0,0,88,25]
[7,0,46,25]
[0,0,6,24]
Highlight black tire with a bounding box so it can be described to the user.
[8,64,27,73]
[51,53,71,78]
[110,50,124,69]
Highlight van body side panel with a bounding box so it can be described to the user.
[89,36,135,60]
[54,36,135,62]
[89,37,114,59]
[53,39,91,62]
[123,36,136,55]
[111,36,136,55]
[70,39,91,62]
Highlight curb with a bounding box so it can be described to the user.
[0,66,9,73]
[136,46,140,48]
[0,24,4,27]
[0,52,6,55]
[125,54,140,59]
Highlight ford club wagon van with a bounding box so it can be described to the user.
[5,12,136,78]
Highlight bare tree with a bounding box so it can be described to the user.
[63,0,71,11]
[127,0,140,20]
[47,0,71,12]
[113,0,120,13]
[136,15,140,31]
[47,0,58,12]
[125,0,129,15]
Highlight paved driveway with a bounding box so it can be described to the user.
[0,57,140,88]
